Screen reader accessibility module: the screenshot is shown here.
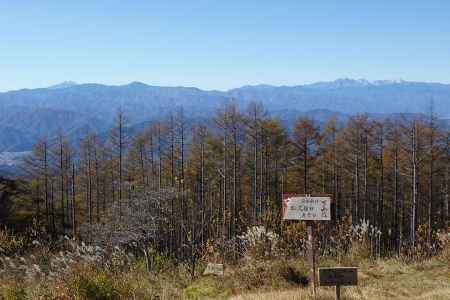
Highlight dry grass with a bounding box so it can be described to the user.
[230,257,450,300]
[1,240,449,299]
[2,255,448,299]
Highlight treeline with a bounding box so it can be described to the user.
[23,102,449,257]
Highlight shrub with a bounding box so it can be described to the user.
[437,232,450,262]
[412,224,445,259]
[275,262,309,286]
[151,252,174,274]
[235,262,271,289]
[239,226,279,259]
[278,222,308,257]
[234,259,308,291]
[69,266,131,300]
[184,277,220,299]
[201,238,243,264]
[0,227,26,255]
[0,283,27,300]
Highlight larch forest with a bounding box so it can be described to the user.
[21,101,449,254]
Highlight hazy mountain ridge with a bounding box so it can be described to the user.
[47,81,78,90]
[0,78,449,156]
[229,79,450,114]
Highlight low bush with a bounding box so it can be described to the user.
[438,233,450,262]
[0,282,27,300]
[184,277,221,299]
[239,226,279,259]
[412,224,446,259]
[68,266,132,300]
[233,259,308,291]
[278,222,308,257]
[277,264,309,286]
[0,227,26,255]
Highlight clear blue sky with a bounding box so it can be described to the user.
[1,0,449,91]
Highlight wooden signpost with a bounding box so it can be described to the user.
[319,267,358,300]
[282,194,358,299]
[282,194,331,297]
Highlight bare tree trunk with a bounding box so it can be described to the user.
[333,130,339,221]
[158,124,162,191]
[393,143,400,254]
[445,134,449,231]
[232,125,237,238]
[65,151,71,229]
[200,131,205,245]
[71,163,76,238]
[94,145,100,223]
[427,116,435,243]
[378,127,384,232]
[259,129,264,222]
[170,114,175,188]
[119,115,123,208]
[149,132,155,190]
[411,122,418,248]
[86,142,93,226]
[44,142,50,232]
[363,136,368,221]
[139,142,146,186]
[253,113,258,224]
[34,185,41,223]
[304,138,308,194]
[110,153,116,205]
[180,111,186,256]
[223,126,227,240]
[59,137,65,232]
[50,179,56,235]
[354,151,359,223]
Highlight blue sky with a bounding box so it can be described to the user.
[1,1,449,91]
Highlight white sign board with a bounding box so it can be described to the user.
[283,196,331,220]
[203,263,224,276]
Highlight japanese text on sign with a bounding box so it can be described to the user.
[282,196,331,220]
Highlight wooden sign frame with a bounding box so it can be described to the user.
[319,267,358,300]
[282,194,332,221]
[282,194,334,297]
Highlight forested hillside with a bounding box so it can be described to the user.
[21,101,449,254]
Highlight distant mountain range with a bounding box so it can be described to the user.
[0,78,449,156]
[47,81,78,90]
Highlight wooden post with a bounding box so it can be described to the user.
[307,221,316,297]
[335,285,341,300]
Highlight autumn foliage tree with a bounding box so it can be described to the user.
[22,105,449,259]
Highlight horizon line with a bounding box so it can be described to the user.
[3,77,450,93]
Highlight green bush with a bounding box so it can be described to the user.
[184,277,220,299]
[69,267,131,300]
[0,283,27,300]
